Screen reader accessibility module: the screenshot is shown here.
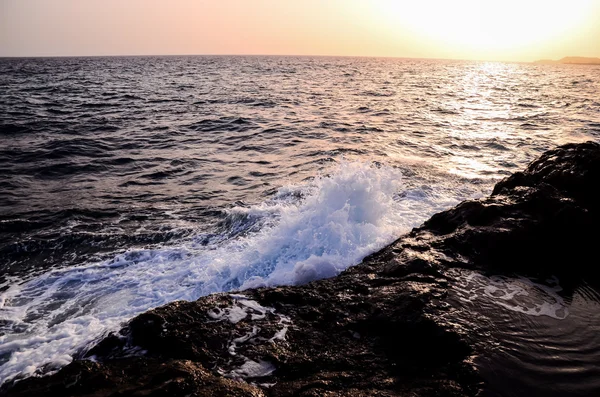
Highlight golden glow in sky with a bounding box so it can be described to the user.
[1,0,599,61]
[370,0,599,60]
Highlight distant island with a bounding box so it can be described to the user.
[534,56,600,65]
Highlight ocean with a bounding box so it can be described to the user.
[1,56,599,386]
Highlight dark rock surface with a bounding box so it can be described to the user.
[3,142,599,397]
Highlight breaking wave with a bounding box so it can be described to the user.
[0,160,460,384]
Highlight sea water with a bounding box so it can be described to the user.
[1,56,599,385]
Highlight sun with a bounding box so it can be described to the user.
[371,0,595,58]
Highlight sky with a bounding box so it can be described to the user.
[1,0,599,61]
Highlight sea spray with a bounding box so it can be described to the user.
[0,160,458,383]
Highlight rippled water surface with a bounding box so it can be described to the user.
[449,270,600,397]
[1,56,599,387]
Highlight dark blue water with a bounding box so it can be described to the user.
[1,56,599,392]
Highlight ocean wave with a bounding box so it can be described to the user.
[0,160,462,384]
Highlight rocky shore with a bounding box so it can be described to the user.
[3,141,599,397]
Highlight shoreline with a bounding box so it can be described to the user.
[3,141,600,396]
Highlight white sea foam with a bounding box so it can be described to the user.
[0,160,465,384]
[452,272,569,320]
[208,294,290,376]
[227,359,276,379]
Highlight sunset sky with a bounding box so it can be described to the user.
[1,0,599,61]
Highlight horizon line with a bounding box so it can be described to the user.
[0,53,541,64]
[1,53,598,64]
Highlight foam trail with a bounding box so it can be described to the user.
[0,160,461,384]
[452,272,569,320]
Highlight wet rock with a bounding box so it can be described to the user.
[423,141,600,277]
[3,142,599,397]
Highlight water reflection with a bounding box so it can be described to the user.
[447,269,600,397]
